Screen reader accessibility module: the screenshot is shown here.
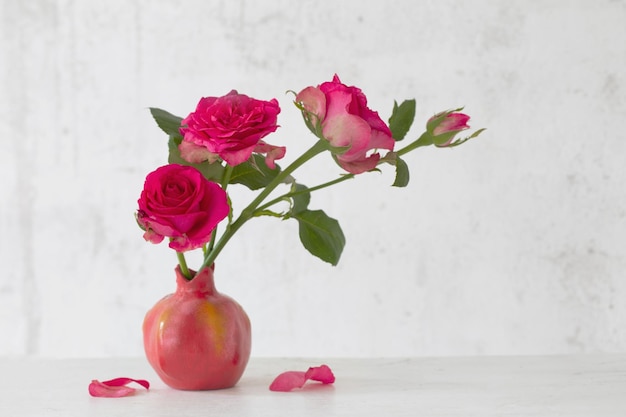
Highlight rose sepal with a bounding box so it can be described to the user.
[292,97,324,139]
[434,127,487,148]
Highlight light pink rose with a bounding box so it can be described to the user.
[428,112,470,147]
[179,90,283,167]
[136,164,229,252]
[296,75,395,175]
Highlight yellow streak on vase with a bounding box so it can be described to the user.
[197,302,226,356]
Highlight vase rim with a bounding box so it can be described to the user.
[175,265,216,295]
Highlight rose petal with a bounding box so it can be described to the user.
[322,107,372,152]
[254,140,286,169]
[304,365,335,384]
[269,371,307,392]
[295,86,327,121]
[89,377,150,398]
[269,365,335,392]
[178,140,220,164]
[336,152,381,174]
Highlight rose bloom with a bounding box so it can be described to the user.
[137,164,229,252]
[428,112,470,147]
[179,90,284,168]
[296,75,395,174]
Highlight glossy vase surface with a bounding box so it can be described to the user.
[143,265,251,390]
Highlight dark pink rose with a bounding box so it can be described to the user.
[296,75,395,174]
[428,112,470,147]
[137,164,229,252]
[179,90,282,167]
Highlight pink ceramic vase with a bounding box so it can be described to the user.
[142,265,251,390]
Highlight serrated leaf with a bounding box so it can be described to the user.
[392,157,410,187]
[167,136,224,181]
[150,108,184,138]
[230,154,285,190]
[293,209,345,266]
[388,99,416,141]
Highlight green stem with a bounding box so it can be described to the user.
[199,139,328,271]
[220,164,234,190]
[396,132,432,157]
[251,132,430,218]
[208,165,234,253]
[176,251,191,280]
[255,173,355,214]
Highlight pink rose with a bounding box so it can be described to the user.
[179,90,283,167]
[428,112,470,147]
[296,75,395,174]
[137,164,229,252]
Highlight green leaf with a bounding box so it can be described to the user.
[392,157,410,187]
[167,136,224,181]
[293,209,345,266]
[290,183,310,215]
[153,108,222,181]
[150,108,184,138]
[230,154,288,190]
[388,99,416,141]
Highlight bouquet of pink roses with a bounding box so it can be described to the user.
[136,75,484,280]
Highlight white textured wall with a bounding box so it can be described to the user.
[1,0,625,358]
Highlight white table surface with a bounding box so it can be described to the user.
[1,355,625,416]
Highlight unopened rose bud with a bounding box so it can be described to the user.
[428,112,471,147]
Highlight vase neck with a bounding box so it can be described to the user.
[175,265,216,296]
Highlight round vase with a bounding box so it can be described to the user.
[142,265,251,390]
